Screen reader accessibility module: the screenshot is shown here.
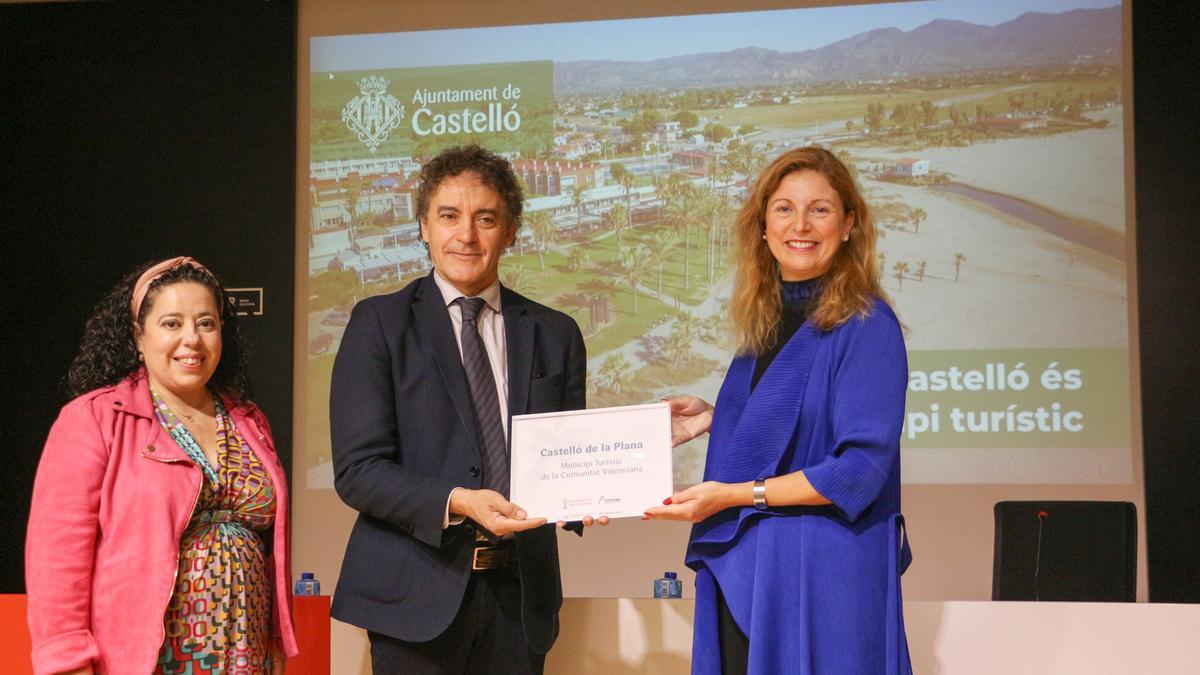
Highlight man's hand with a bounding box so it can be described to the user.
[450,488,547,537]
[556,516,611,528]
[664,395,714,447]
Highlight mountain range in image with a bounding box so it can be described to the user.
[554,6,1121,92]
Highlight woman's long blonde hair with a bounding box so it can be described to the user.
[732,146,884,354]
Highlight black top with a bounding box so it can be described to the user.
[751,278,821,391]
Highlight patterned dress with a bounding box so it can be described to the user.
[151,390,277,674]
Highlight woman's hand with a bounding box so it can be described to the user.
[664,395,714,447]
[643,481,748,523]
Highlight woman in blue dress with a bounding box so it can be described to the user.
[645,146,912,674]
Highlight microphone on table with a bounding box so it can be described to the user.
[1034,510,1049,601]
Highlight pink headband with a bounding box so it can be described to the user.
[130,256,211,320]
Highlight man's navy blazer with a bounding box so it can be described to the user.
[328,272,586,654]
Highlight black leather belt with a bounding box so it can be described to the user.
[471,539,516,571]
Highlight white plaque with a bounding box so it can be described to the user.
[510,402,673,522]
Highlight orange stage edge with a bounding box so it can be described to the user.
[0,594,331,675]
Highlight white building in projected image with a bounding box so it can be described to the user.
[310,155,419,180]
[892,158,930,177]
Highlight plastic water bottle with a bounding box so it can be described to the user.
[294,572,321,596]
[654,571,682,599]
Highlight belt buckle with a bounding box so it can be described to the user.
[471,544,512,571]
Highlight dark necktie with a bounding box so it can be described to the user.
[455,297,509,497]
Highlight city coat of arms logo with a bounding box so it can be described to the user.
[342,76,405,152]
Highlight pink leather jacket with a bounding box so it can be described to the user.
[25,370,298,674]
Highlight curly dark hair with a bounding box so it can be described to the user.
[414,144,525,234]
[65,260,252,402]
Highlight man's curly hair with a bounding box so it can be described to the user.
[414,144,524,232]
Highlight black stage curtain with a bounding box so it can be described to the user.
[0,1,297,593]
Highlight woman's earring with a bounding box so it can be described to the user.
[138,352,144,362]
[762,233,767,240]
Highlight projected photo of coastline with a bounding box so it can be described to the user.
[306,1,1130,487]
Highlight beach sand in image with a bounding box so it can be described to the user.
[869,179,1127,350]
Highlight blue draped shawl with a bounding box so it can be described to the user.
[685,297,912,674]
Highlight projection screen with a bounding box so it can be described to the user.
[294,0,1142,601]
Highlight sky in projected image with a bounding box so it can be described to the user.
[311,0,1121,69]
[305,0,1130,490]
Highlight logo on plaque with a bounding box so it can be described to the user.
[342,76,405,152]
[226,288,264,316]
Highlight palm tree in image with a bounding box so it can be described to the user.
[695,188,731,285]
[911,207,928,234]
[713,159,734,200]
[618,244,651,315]
[953,253,966,282]
[690,187,716,285]
[526,210,556,270]
[601,138,617,162]
[878,252,887,279]
[609,203,630,248]
[664,329,693,368]
[610,161,631,190]
[611,161,636,217]
[651,173,666,221]
[645,230,679,299]
[665,193,693,291]
[621,171,636,214]
[578,276,620,329]
[500,264,537,296]
[916,260,927,282]
[710,179,739,268]
[565,245,589,273]
[554,291,593,330]
[598,352,633,396]
[727,140,763,188]
[569,184,586,234]
[664,180,697,291]
[710,163,729,267]
[344,175,363,242]
[669,310,703,366]
[893,261,909,292]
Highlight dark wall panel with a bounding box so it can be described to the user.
[0,1,296,593]
[1133,4,1200,603]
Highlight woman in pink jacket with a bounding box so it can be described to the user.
[26,257,298,675]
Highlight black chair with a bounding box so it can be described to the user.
[992,500,1136,602]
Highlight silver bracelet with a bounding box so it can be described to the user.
[752,478,768,510]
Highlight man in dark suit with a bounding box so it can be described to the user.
[329,145,589,673]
